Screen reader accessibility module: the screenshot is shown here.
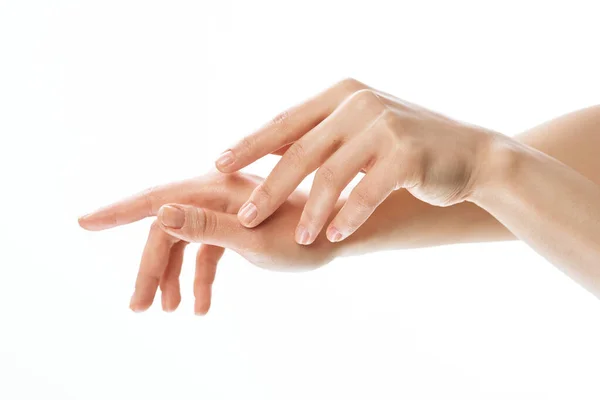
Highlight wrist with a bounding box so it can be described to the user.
[467,133,530,205]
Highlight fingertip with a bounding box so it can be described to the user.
[77,214,100,231]
[77,211,117,231]
[237,202,258,227]
[130,290,153,313]
[214,163,231,174]
[194,283,213,316]
[129,300,148,313]
[161,291,180,313]
[158,204,186,229]
[326,226,344,243]
[194,301,210,316]
[163,303,178,313]
[215,150,236,172]
[295,225,312,246]
[77,215,90,229]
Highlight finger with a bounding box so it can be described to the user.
[194,245,225,316]
[237,128,343,228]
[157,203,252,249]
[215,78,367,173]
[271,143,292,156]
[295,137,376,245]
[326,162,396,243]
[159,241,187,312]
[130,221,181,312]
[78,177,241,231]
[237,91,384,229]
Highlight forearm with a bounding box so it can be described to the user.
[338,191,505,255]
[338,105,600,255]
[471,138,600,297]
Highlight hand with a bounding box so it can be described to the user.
[78,172,340,314]
[215,78,499,245]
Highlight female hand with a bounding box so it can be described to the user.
[215,78,500,245]
[78,172,340,314]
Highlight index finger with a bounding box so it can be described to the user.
[214,78,366,173]
[78,177,234,231]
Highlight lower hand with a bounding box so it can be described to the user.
[79,172,340,314]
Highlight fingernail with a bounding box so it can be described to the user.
[295,225,311,245]
[163,303,176,313]
[194,301,209,316]
[161,294,176,313]
[238,202,257,225]
[129,295,144,313]
[216,150,234,168]
[327,226,343,242]
[77,215,89,227]
[159,205,185,229]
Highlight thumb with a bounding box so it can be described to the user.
[157,204,249,249]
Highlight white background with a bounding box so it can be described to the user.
[1,1,600,399]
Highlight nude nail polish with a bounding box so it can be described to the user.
[159,205,185,229]
[295,225,311,245]
[238,202,258,225]
[216,150,234,168]
[327,226,343,242]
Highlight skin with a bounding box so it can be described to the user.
[79,173,343,314]
[79,84,600,313]
[217,78,497,244]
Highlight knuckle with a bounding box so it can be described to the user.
[337,77,366,94]
[348,89,382,111]
[376,110,400,143]
[380,109,398,129]
[315,165,337,188]
[269,109,291,127]
[237,136,255,156]
[393,136,423,163]
[376,111,420,153]
[282,141,307,170]
[188,208,209,240]
[352,188,378,211]
[382,110,414,138]
[201,210,218,239]
[149,219,162,233]
[301,208,318,225]
[141,186,159,216]
[255,182,273,202]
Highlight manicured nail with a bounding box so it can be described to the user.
[238,202,257,225]
[327,226,343,242]
[216,150,235,168]
[295,225,311,245]
[159,205,185,229]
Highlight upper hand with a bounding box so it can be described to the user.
[216,78,498,245]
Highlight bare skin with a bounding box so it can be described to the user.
[79,86,600,314]
[79,173,343,314]
[217,79,498,244]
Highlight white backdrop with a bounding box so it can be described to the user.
[1,1,600,399]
